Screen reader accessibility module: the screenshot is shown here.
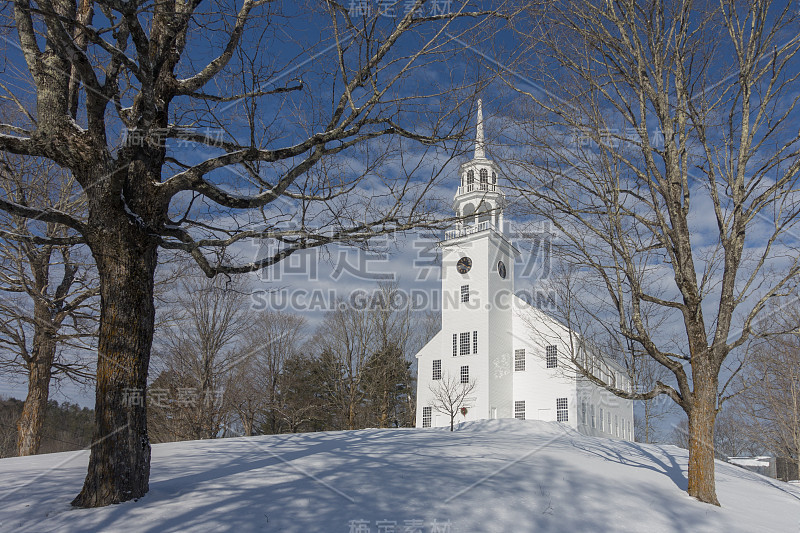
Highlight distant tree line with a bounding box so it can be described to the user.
[0,397,94,458]
[145,278,434,442]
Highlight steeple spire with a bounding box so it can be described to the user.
[475,99,485,159]
[448,98,506,240]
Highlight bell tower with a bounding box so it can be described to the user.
[450,99,506,238]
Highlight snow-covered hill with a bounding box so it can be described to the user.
[1,419,798,532]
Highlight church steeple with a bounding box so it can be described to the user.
[446,99,506,240]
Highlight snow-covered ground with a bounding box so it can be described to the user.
[1,419,798,532]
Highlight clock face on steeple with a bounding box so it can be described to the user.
[456,257,472,274]
[498,260,507,279]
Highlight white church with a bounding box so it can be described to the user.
[415,101,634,440]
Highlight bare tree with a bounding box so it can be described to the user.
[713,406,757,460]
[239,311,306,435]
[428,374,476,431]
[734,305,800,476]
[311,300,374,430]
[149,274,252,441]
[222,359,263,437]
[503,0,800,504]
[224,311,311,436]
[0,156,97,456]
[633,358,675,444]
[0,0,498,506]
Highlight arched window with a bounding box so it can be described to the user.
[467,170,474,185]
[492,172,497,185]
[479,168,488,189]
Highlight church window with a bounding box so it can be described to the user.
[473,331,478,353]
[433,360,441,380]
[627,419,631,439]
[467,169,474,184]
[460,365,469,383]
[453,334,457,356]
[460,284,469,302]
[591,405,596,428]
[556,398,568,422]
[459,332,470,355]
[581,401,587,424]
[608,412,612,432]
[515,401,525,420]
[546,345,558,368]
[422,407,432,428]
[492,171,496,185]
[479,168,488,188]
[615,415,619,437]
[515,349,526,371]
[599,408,605,431]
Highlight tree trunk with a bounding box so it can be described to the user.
[16,325,57,456]
[687,379,720,505]
[380,390,389,428]
[348,400,356,430]
[269,378,278,435]
[72,219,158,507]
[238,406,254,437]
